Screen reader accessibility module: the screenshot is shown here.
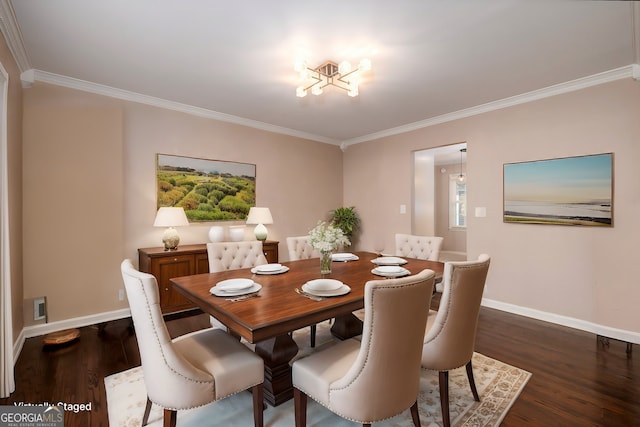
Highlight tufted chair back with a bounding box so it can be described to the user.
[207,241,268,272]
[395,233,444,261]
[292,269,435,426]
[286,236,320,261]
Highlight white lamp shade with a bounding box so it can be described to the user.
[153,207,189,227]
[246,207,273,225]
[154,207,189,250]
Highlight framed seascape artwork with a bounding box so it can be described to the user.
[156,154,256,222]
[503,153,613,227]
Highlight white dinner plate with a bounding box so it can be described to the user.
[256,263,283,272]
[305,278,343,291]
[301,283,351,297]
[371,267,411,277]
[375,265,405,274]
[371,256,408,266]
[331,253,360,262]
[215,278,254,291]
[251,265,290,275]
[210,283,262,297]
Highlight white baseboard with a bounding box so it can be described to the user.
[13,328,25,367]
[482,298,640,345]
[22,308,131,339]
[13,308,131,366]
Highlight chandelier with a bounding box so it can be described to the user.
[295,58,371,97]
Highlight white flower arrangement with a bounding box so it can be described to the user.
[308,220,350,253]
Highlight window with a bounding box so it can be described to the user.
[449,174,466,228]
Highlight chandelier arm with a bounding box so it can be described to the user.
[336,68,360,83]
[330,80,351,92]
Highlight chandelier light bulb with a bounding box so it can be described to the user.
[296,86,307,97]
[311,84,323,96]
[338,60,352,75]
[347,84,359,97]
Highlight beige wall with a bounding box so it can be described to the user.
[345,78,640,335]
[23,84,124,324]
[22,83,343,323]
[0,33,23,341]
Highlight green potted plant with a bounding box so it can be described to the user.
[330,206,360,242]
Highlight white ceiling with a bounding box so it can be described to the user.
[3,1,639,152]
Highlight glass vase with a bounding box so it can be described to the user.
[320,251,332,274]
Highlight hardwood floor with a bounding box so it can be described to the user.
[1,303,638,426]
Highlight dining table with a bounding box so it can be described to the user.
[170,251,444,406]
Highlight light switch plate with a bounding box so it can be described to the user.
[475,207,487,217]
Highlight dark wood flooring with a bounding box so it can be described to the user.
[1,299,638,426]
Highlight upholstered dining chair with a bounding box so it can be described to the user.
[421,254,491,427]
[395,233,444,262]
[120,259,265,427]
[395,233,445,291]
[206,241,268,272]
[206,241,268,329]
[286,236,324,347]
[286,236,320,261]
[292,269,436,427]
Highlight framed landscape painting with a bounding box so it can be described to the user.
[503,153,613,226]
[156,154,256,222]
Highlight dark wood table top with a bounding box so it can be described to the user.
[171,251,443,343]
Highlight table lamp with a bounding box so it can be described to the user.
[153,207,189,250]
[246,207,273,241]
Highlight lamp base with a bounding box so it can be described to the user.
[162,227,180,250]
[254,223,268,241]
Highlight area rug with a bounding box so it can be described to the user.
[105,320,530,426]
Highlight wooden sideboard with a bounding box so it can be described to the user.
[138,241,279,314]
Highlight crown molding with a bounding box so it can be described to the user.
[341,64,637,149]
[26,69,340,145]
[0,0,29,72]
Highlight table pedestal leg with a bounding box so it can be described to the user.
[255,334,299,406]
[331,313,363,340]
